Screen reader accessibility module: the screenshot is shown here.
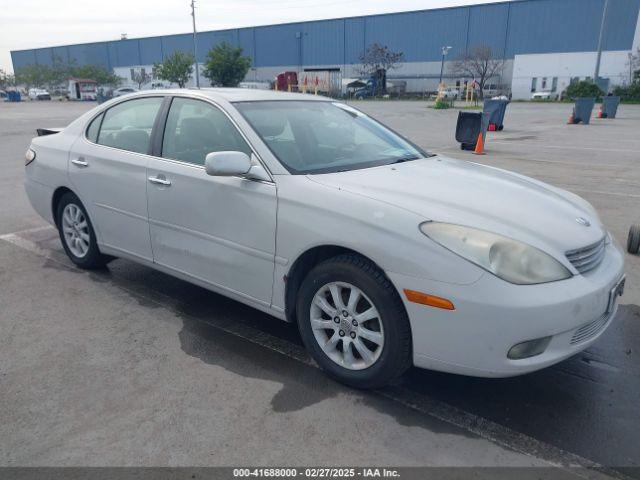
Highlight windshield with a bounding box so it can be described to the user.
[235,101,428,174]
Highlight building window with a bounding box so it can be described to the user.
[541,77,547,90]
[551,77,558,92]
[531,77,537,92]
[570,77,580,85]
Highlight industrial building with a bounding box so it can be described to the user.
[10,0,640,99]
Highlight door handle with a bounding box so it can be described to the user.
[148,176,172,186]
[71,158,88,167]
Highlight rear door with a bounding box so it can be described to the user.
[68,96,164,261]
[146,96,277,306]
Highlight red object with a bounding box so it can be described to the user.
[488,124,497,132]
[275,71,298,91]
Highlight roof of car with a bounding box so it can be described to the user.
[128,87,332,103]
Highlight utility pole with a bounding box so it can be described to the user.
[594,0,610,85]
[191,0,200,88]
[439,46,452,86]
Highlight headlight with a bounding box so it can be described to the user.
[420,222,572,285]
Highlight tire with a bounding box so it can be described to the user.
[56,192,111,269]
[296,254,412,389]
[628,225,640,254]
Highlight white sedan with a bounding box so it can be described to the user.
[24,89,625,388]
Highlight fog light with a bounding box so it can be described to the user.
[507,336,552,360]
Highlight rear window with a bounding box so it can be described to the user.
[96,97,163,154]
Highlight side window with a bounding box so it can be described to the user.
[86,113,103,143]
[162,97,252,166]
[97,97,163,154]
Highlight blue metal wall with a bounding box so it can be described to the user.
[10,0,640,72]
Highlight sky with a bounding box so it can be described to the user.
[0,0,504,73]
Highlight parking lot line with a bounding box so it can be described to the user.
[0,226,629,480]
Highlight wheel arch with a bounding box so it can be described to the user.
[284,244,403,324]
[51,186,74,227]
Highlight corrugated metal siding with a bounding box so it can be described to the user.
[467,3,510,56]
[603,0,640,50]
[344,17,365,64]
[34,48,53,66]
[238,28,256,65]
[161,34,193,59]
[301,19,344,66]
[139,37,163,65]
[507,0,602,56]
[198,29,237,62]
[254,23,302,66]
[9,0,640,72]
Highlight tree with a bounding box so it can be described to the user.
[154,51,194,88]
[203,42,251,87]
[131,69,150,89]
[0,69,16,89]
[358,43,404,95]
[50,55,75,88]
[73,64,122,87]
[451,45,505,99]
[358,43,404,76]
[565,80,603,100]
[15,64,51,88]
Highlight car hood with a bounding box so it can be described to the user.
[308,156,605,256]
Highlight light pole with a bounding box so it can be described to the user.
[594,0,610,85]
[190,0,201,88]
[439,46,452,86]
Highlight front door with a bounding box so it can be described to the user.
[69,96,164,261]
[146,97,277,306]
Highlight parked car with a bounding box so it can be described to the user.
[28,88,51,100]
[112,86,138,97]
[531,90,558,101]
[440,87,459,99]
[24,89,625,388]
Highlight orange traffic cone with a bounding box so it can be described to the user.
[473,133,486,155]
[568,108,575,124]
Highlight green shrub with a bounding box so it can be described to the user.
[564,80,603,101]
[613,82,640,102]
[434,98,451,109]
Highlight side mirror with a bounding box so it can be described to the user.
[205,151,251,177]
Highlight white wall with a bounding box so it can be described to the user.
[511,50,635,100]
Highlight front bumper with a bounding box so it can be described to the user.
[388,240,625,377]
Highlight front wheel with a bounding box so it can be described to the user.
[56,192,112,269]
[296,254,412,388]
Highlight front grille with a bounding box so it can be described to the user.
[565,237,606,274]
[570,312,610,345]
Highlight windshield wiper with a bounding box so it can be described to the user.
[390,155,420,164]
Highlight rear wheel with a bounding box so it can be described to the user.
[56,192,111,269]
[628,225,640,254]
[296,254,412,389]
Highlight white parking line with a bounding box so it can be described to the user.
[0,227,628,480]
[489,142,640,154]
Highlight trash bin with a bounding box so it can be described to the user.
[601,96,620,119]
[456,111,491,151]
[570,97,595,124]
[5,91,21,102]
[483,99,509,131]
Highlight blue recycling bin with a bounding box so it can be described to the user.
[570,97,595,124]
[5,91,21,102]
[601,96,620,119]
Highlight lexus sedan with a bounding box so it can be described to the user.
[24,89,625,388]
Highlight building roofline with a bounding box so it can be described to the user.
[11,0,531,53]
